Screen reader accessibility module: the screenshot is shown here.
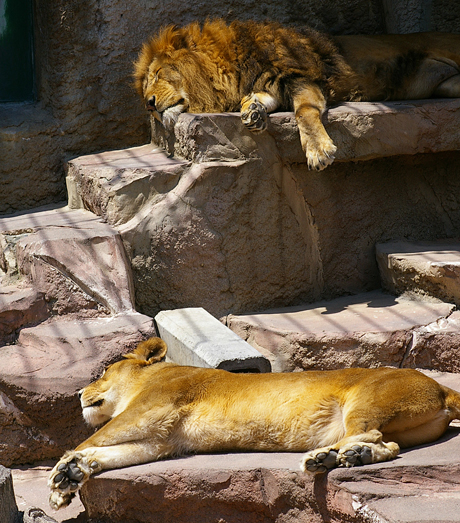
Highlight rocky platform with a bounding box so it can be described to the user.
[67,101,460,318]
[225,289,460,373]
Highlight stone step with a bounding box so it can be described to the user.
[224,290,459,373]
[0,285,49,344]
[155,307,271,372]
[68,372,460,523]
[0,205,135,316]
[0,313,155,467]
[376,240,460,306]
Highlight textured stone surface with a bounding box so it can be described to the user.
[155,307,271,372]
[0,206,135,316]
[0,466,18,523]
[77,373,460,523]
[69,103,460,317]
[225,290,455,372]
[377,240,460,306]
[0,286,49,344]
[0,313,155,467]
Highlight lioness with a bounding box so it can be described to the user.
[49,337,460,509]
[133,20,460,170]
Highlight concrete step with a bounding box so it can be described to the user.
[225,290,459,373]
[0,205,135,316]
[60,372,460,523]
[0,312,155,467]
[377,240,460,306]
[0,285,49,344]
[155,306,271,372]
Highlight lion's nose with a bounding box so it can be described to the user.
[78,390,83,399]
[147,96,156,110]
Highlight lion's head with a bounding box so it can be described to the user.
[79,338,168,426]
[133,22,240,130]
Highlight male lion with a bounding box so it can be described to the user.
[133,19,460,170]
[49,337,460,509]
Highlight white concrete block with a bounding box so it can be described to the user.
[155,307,271,372]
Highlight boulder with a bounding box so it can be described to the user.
[377,240,460,306]
[0,286,49,344]
[225,290,455,372]
[67,102,460,317]
[0,206,135,316]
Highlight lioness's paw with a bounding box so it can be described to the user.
[48,452,100,510]
[300,448,338,473]
[241,94,267,132]
[338,444,373,468]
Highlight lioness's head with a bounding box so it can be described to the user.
[79,338,168,426]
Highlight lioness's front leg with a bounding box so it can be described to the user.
[292,84,337,171]
[240,92,280,132]
[49,441,172,510]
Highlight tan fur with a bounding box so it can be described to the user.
[49,337,460,509]
[133,20,460,170]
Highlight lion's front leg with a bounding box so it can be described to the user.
[300,429,400,473]
[292,84,337,171]
[240,92,280,132]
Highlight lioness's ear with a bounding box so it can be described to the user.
[124,337,168,364]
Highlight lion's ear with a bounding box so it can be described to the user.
[125,337,168,364]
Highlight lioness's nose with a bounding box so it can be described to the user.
[147,96,156,110]
[78,390,83,399]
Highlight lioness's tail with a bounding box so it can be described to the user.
[443,385,460,420]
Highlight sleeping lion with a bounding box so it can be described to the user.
[49,337,460,509]
[133,19,460,170]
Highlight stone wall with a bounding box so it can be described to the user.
[2,0,460,215]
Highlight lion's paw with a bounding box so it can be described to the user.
[48,452,100,510]
[241,95,267,132]
[305,140,337,171]
[338,444,373,468]
[300,448,339,473]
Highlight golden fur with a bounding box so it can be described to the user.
[133,20,460,170]
[49,337,460,509]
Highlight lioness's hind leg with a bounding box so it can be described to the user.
[240,92,279,132]
[300,429,400,474]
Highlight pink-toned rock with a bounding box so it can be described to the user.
[402,310,460,372]
[0,206,135,316]
[0,313,155,467]
[66,144,188,226]
[226,291,455,372]
[0,286,49,344]
[377,240,460,306]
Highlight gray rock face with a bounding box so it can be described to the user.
[68,102,460,318]
[0,466,17,523]
[377,240,460,306]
